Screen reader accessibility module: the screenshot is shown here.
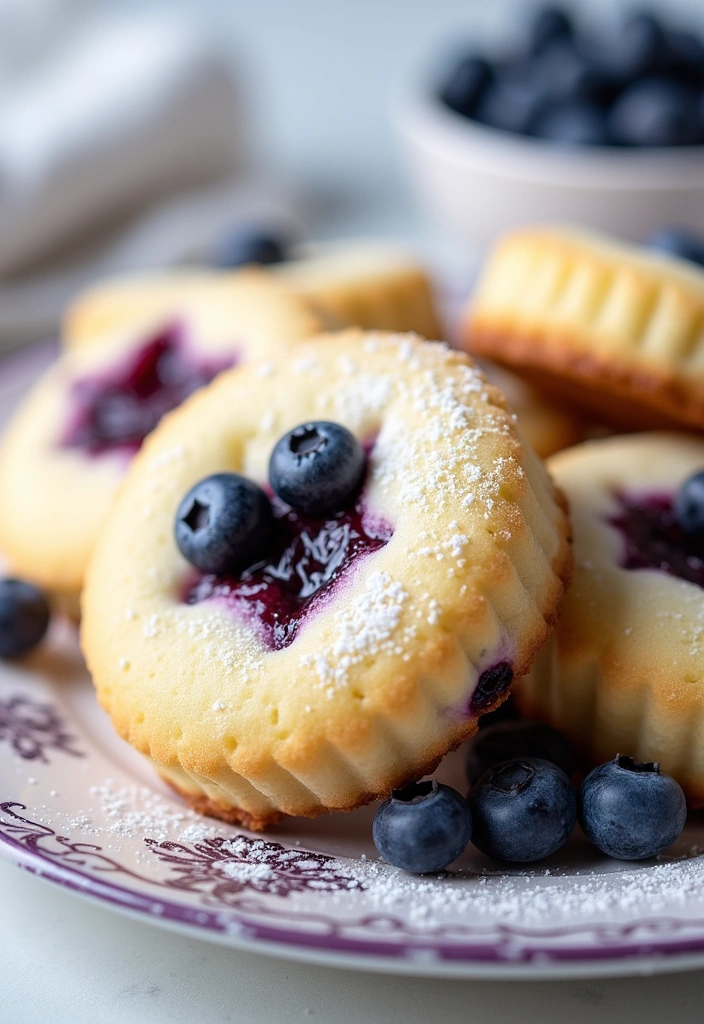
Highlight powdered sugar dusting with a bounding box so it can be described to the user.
[80,781,704,935]
[336,846,704,930]
[328,372,395,426]
[76,780,221,844]
[217,859,275,882]
[301,571,407,688]
[370,353,514,519]
[172,605,265,676]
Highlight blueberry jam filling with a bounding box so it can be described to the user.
[185,497,392,651]
[470,661,514,714]
[607,492,704,587]
[60,325,237,456]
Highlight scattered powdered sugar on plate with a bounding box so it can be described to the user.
[19,772,704,935]
[55,779,223,846]
[329,847,704,930]
[216,860,275,883]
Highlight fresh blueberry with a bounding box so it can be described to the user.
[0,579,50,658]
[529,7,573,54]
[474,60,547,135]
[211,228,288,269]
[578,755,687,860]
[468,758,576,862]
[674,469,704,542]
[175,473,274,575]
[665,30,704,86]
[269,421,365,517]
[372,780,472,874]
[531,39,607,106]
[465,720,574,786]
[439,54,492,118]
[608,78,703,146]
[646,227,704,267]
[531,100,609,145]
[582,13,665,92]
[612,11,667,80]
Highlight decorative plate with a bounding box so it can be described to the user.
[4,345,704,980]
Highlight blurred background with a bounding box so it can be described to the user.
[2,0,704,350]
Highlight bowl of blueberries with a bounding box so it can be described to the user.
[391,6,704,246]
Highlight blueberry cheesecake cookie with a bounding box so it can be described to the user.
[81,330,571,829]
[515,432,704,804]
[464,226,704,431]
[0,270,322,606]
[63,244,441,351]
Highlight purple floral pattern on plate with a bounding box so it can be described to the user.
[0,802,360,905]
[0,695,84,762]
[6,800,704,974]
[145,834,362,901]
[9,281,704,980]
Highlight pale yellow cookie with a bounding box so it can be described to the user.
[0,270,323,604]
[81,330,571,829]
[463,226,704,431]
[480,362,587,459]
[515,432,704,805]
[63,245,441,350]
[273,243,442,338]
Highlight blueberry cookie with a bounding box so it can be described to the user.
[464,226,704,431]
[63,244,441,350]
[0,270,322,605]
[81,330,571,829]
[273,243,442,339]
[481,362,588,459]
[515,432,704,804]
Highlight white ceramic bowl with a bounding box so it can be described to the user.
[390,74,704,248]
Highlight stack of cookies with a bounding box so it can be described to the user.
[4,223,703,831]
[0,239,575,829]
[464,226,704,806]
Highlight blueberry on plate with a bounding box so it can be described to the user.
[578,755,687,860]
[608,78,703,147]
[439,54,493,119]
[211,228,288,269]
[465,720,573,785]
[372,780,472,874]
[531,99,609,145]
[674,468,704,541]
[269,421,365,517]
[529,7,573,55]
[0,579,50,659]
[468,758,576,862]
[646,227,704,267]
[175,473,274,575]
